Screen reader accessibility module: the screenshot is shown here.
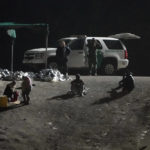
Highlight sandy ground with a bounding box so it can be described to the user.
[0,76,150,150]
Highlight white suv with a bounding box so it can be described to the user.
[23,36,129,75]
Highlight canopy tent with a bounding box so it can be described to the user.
[0,22,49,73]
[108,33,141,39]
[0,22,48,29]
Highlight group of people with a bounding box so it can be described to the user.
[56,38,103,78]
[70,70,135,97]
[55,39,134,96]
[2,69,135,105]
[3,76,32,105]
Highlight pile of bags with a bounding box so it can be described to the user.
[0,68,68,82]
[34,69,66,82]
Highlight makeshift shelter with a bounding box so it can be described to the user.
[0,22,49,73]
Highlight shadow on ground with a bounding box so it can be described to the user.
[92,90,128,105]
[0,103,26,112]
[47,93,76,100]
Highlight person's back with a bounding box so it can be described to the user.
[22,76,32,92]
[87,39,97,75]
[3,80,18,102]
[71,74,85,96]
[88,39,97,58]
[71,78,84,88]
[21,76,32,104]
[123,74,134,92]
[3,84,13,98]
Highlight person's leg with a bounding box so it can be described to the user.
[79,85,84,96]
[57,62,63,74]
[22,92,26,103]
[25,94,30,104]
[88,59,92,75]
[92,58,97,75]
[25,90,31,104]
[12,91,19,102]
[114,85,122,90]
[63,62,68,78]
[92,63,96,75]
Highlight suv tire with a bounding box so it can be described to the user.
[102,63,116,75]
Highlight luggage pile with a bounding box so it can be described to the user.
[0,68,68,82]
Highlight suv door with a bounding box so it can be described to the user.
[68,38,85,68]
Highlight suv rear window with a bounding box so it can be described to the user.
[103,40,123,49]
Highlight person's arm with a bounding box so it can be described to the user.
[66,47,71,56]
[56,48,59,58]
[119,79,124,86]
[3,86,8,95]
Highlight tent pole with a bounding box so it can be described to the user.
[45,24,49,69]
[11,39,15,75]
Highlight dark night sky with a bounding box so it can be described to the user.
[0,0,150,74]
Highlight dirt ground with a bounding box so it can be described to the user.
[0,76,150,150]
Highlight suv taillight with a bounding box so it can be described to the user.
[125,49,128,59]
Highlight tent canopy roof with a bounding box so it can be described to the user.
[0,22,48,29]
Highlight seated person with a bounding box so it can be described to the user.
[113,70,135,93]
[71,74,85,96]
[3,80,19,102]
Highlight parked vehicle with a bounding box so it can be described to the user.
[23,36,129,75]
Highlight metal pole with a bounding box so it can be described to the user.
[11,39,15,74]
[45,24,49,69]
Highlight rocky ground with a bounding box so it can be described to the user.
[0,76,150,150]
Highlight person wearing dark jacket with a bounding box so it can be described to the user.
[114,70,135,93]
[71,74,85,96]
[56,40,71,78]
[3,80,18,102]
[87,38,100,75]
[21,76,32,105]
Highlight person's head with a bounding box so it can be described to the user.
[22,76,28,81]
[92,38,97,46]
[124,69,132,76]
[9,80,16,87]
[92,38,95,41]
[59,40,66,48]
[12,80,16,85]
[22,76,26,80]
[75,74,80,80]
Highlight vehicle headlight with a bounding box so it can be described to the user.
[35,53,44,59]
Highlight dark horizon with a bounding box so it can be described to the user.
[0,0,149,75]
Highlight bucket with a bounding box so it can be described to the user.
[0,96,8,108]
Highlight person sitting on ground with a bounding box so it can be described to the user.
[21,76,32,105]
[70,74,86,96]
[3,80,19,102]
[113,70,135,93]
